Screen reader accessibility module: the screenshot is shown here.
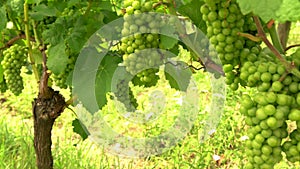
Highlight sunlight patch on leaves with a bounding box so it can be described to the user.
[275,0,300,22]
[237,0,300,22]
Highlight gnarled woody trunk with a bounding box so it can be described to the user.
[33,87,66,169]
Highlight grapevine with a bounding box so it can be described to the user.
[0,0,299,168]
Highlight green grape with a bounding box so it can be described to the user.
[132,68,159,87]
[120,0,172,87]
[1,44,27,95]
[200,0,249,90]
[114,79,138,111]
[240,92,292,168]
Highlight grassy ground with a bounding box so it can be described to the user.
[0,70,298,169]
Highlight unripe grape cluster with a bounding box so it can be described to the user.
[240,48,300,168]
[201,0,261,90]
[1,44,27,95]
[201,0,300,167]
[120,0,168,87]
[114,79,138,111]
[241,92,290,168]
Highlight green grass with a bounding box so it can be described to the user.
[0,70,243,169]
[0,72,299,168]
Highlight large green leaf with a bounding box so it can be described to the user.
[164,61,192,91]
[66,11,105,54]
[95,54,122,109]
[47,42,68,75]
[237,0,282,22]
[72,118,90,141]
[275,0,300,22]
[160,25,178,49]
[42,22,65,45]
[30,4,57,20]
[236,0,300,22]
[177,0,206,33]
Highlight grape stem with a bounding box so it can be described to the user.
[278,71,289,82]
[0,34,35,50]
[32,21,41,46]
[268,23,284,54]
[237,32,261,42]
[24,2,40,82]
[285,44,300,52]
[253,16,300,78]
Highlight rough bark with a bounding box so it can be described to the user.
[33,87,66,169]
[33,46,66,169]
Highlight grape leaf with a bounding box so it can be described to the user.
[42,22,65,45]
[26,0,41,4]
[102,10,119,24]
[66,27,87,54]
[47,42,68,75]
[67,0,81,7]
[237,0,282,22]
[66,12,105,54]
[32,48,43,64]
[30,4,57,20]
[237,0,300,22]
[72,118,90,141]
[93,1,114,11]
[164,61,192,91]
[160,35,178,50]
[160,25,178,49]
[275,0,300,22]
[0,7,7,30]
[174,0,193,8]
[177,0,206,33]
[95,54,122,109]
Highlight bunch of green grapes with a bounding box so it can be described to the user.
[132,68,159,87]
[240,48,300,168]
[240,48,300,94]
[241,92,291,169]
[200,0,247,90]
[120,0,167,86]
[1,44,27,95]
[114,79,138,111]
[123,50,164,74]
